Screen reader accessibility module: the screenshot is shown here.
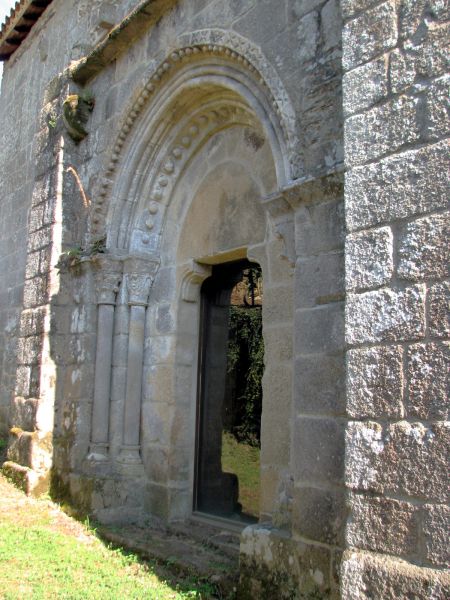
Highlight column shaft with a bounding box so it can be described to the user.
[90,303,115,455]
[123,304,146,451]
[87,262,121,461]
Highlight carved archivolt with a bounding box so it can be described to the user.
[90,29,299,241]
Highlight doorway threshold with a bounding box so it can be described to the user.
[191,511,254,533]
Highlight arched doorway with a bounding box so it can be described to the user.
[86,38,297,525]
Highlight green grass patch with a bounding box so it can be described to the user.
[221,432,260,518]
[0,512,215,599]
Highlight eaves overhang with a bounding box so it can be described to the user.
[0,0,53,61]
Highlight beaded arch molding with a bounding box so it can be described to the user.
[89,29,299,240]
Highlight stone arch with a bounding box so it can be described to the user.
[89,29,299,241]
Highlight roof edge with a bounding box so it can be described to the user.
[0,0,54,61]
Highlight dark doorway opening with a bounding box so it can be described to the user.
[194,260,263,523]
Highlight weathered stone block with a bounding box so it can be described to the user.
[296,251,344,307]
[23,276,48,309]
[407,21,450,80]
[264,325,293,363]
[406,342,449,420]
[341,549,450,600]
[321,0,341,52]
[343,56,388,116]
[296,11,319,62]
[9,397,39,431]
[343,1,398,70]
[25,251,41,281]
[293,417,345,484]
[425,75,450,141]
[16,335,42,365]
[289,0,326,20]
[240,527,331,600]
[340,0,378,20]
[346,285,426,345]
[389,48,416,94]
[422,504,450,567]
[142,402,173,447]
[295,303,345,354]
[2,461,49,496]
[397,32,450,91]
[346,140,449,231]
[263,285,293,324]
[347,345,403,418]
[428,281,450,339]
[398,213,450,281]
[294,352,345,415]
[346,421,449,502]
[292,486,346,546]
[399,0,449,41]
[27,227,52,253]
[345,95,420,167]
[8,429,53,472]
[347,493,419,558]
[15,367,32,398]
[295,198,345,257]
[144,481,170,521]
[142,443,168,484]
[345,226,393,291]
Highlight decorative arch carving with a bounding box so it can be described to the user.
[89,29,299,242]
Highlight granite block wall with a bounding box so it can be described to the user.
[342,0,449,596]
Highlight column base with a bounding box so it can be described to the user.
[87,442,109,462]
[117,445,142,464]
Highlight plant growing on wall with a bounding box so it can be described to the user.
[55,236,106,272]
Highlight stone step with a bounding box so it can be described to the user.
[96,518,240,598]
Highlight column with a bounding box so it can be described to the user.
[118,258,158,463]
[88,260,122,461]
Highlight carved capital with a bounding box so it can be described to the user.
[124,255,159,306]
[93,256,122,304]
[95,271,121,304]
[127,273,153,306]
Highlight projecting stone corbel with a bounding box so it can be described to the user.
[62,92,95,142]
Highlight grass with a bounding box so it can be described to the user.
[221,432,260,518]
[0,473,217,599]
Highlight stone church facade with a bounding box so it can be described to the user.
[0,0,448,597]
